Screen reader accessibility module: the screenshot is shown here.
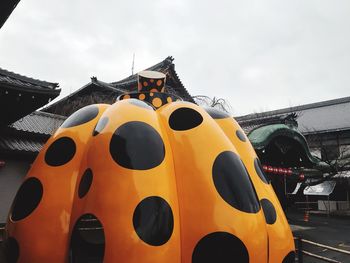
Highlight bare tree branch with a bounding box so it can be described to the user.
[192,95,232,113]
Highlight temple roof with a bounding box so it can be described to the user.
[0,135,47,156]
[0,67,59,92]
[0,0,20,29]
[9,111,65,135]
[43,56,194,116]
[0,67,60,125]
[236,96,350,135]
[0,111,65,157]
[111,56,192,100]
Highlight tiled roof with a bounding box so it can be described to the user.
[0,67,59,93]
[0,135,46,154]
[43,56,194,116]
[10,111,66,135]
[112,56,193,102]
[236,96,350,134]
[111,56,175,86]
[0,111,66,155]
[237,113,296,134]
[0,67,61,125]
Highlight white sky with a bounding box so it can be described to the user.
[1,0,350,116]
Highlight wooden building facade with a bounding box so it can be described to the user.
[0,68,61,224]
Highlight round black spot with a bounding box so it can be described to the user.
[254,158,270,184]
[133,196,174,246]
[3,237,19,263]
[70,214,105,263]
[282,251,296,263]
[61,105,99,128]
[109,121,165,170]
[78,169,93,198]
[192,232,249,263]
[45,137,76,166]
[129,98,154,110]
[261,199,277,224]
[93,117,109,136]
[169,107,203,131]
[236,130,246,142]
[11,177,43,221]
[204,107,231,119]
[212,151,260,213]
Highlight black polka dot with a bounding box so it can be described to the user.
[93,117,109,136]
[282,251,296,263]
[254,158,270,184]
[45,137,76,166]
[204,107,231,119]
[110,121,165,170]
[236,130,246,142]
[61,105,99,128]
[70,214,105,263]
[261,199,277,224]
[133,196,174,246]
[192,232,249,263]
[212,151,260,213]
[129,98,154,110]
[169,107,203,131]
[11,177,43,221]
[3,237,19,263]
[78,169,93,198]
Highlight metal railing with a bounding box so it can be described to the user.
[295,237,350,263]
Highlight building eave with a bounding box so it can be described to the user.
[0,0,21,29]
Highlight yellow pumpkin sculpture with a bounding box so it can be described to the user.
[3,71,295,263]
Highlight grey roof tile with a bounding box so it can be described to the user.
[10,111,66,135]
[0,67,59,91]
[0,135,46,153]
[236,96,350,134]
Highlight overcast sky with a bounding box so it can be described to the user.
[1,0,350,116]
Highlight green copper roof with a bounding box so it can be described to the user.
[248,124,329,170]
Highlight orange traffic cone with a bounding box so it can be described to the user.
[303,210,309,222]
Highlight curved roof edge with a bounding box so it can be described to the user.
[248,124,328,170]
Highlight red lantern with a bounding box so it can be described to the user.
[0,160,5,168]
[299,174,305,181]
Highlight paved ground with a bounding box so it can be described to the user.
[287,209,350,263]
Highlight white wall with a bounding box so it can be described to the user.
[0,158,31,224]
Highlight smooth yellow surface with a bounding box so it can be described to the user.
[6,100,294,263]
[215,117,295,263]
[158,103,268,263]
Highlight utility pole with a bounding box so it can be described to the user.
[131,53,135,75]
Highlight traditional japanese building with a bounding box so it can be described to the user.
[236,97,350,210]
[236,96,350,164]
[0,68,61,225]
[44,56,193,117]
